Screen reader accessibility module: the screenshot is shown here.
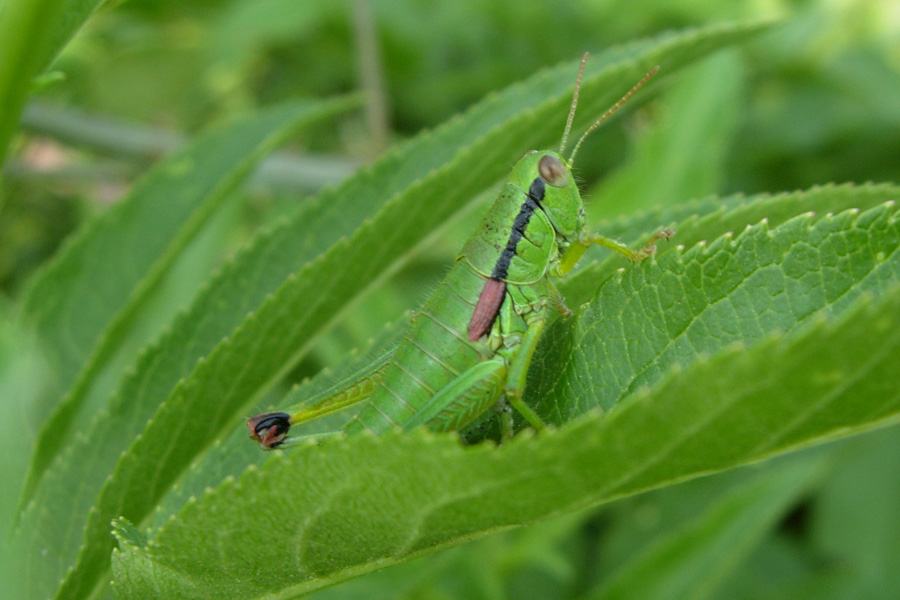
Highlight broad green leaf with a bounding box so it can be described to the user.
[20,98,357,501]
[596,442,829,577]
[148,316,411,529]
[110,280,900,599]
[0,307,49,600]
[707,535,821,600]
[155,188,900,572]
[16,22,770,600]
[562,183,900,308]
[810,426,900,599]
[705,426,900,600]
[531,200,900,419]
[584,455,825,600]
[148,186,897,596]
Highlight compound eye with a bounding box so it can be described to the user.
[538,154,569,188]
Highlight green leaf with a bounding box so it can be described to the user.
[810,426,900,598]
[585,455,825,600]
[532,200,900,419]
[0,308,49,600]
[17,22,770,600]
[562,183,900,308]
[19,97,357,501]
[110,278,900,599]
[149,316,411,529]
[0,0,117,164]
[703,426,900,600]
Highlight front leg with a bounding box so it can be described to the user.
[556,227,674,276]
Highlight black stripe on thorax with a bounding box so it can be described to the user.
[490,177,545,280]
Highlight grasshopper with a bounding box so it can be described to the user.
[248,54,671,449]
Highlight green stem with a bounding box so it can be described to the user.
[0,0,68,167]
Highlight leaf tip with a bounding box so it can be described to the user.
[112,517,147,549]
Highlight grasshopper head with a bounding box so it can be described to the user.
[509,150,584,241]
[508,57,659,244]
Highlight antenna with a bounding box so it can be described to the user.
[567,65,660,168]
[559,52,589,156]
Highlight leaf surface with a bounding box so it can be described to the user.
[111,198,900,599]
[21,98,357,499]
[16,21,778,600]
[584,455,824,600]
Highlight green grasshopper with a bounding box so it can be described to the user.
[248,54,671,449]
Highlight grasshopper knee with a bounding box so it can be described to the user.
[247,412,292,449]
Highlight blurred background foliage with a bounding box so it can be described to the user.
[1,0,899,598]
[4,0,900,296]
